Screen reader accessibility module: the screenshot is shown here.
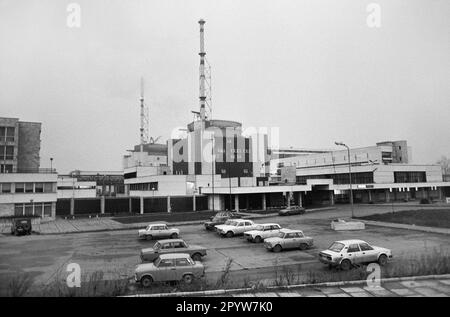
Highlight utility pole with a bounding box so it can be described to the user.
[211,135,215,212]
[335,142,354,218]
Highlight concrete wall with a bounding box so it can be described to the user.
[17,121,41,171]
[0,203,13,217]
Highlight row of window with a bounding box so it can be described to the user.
[296,172,374,185]
[394,172,426,183]
[0,182,55,194]
[0,127,15,143]
[14,202,53,217]
[129,182,159,191]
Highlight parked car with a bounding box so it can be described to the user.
[318,239,393,270]
[11,218,32,236]
[279,206,305,216]
[215,219,259,238]
[135,253,205,287]
[140,239,207,262]
[244,223,283,243]
[264,229,313,252]
[138,222,180,240]
[204,211,241,231]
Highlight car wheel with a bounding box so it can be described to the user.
[226,231,234,238]
[183,274,194,285]
[141,276,153,288]
[145,235,152,241]
[255,236,262,243]
[340,259,351,271]
[192,253,202,261]
[378,254,388,266]
[299,243,307,251]
[273,245,282,253]
[170,233,178,239]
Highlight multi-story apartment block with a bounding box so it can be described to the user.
[0,117,57,219]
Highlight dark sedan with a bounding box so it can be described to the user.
[278,206,306,216]
[204,211,240,230]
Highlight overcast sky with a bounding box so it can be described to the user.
[1,0,449,173]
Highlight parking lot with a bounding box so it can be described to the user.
[0,205,449,294]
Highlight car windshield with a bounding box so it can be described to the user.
[255,225,264,231]
[154,258,161,266]
[226,220,238,226]
[153,242,161,250]
[278,232,285,238]
[328,242,345,252]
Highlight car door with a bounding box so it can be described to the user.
[160,225,170,237]
[174,258,192,280]
[159,241,172,255]
[156,259,176,282]
[172,241,189,254]
[347,243,363,264]
[283,233,295,249]
[150,225,160,238]
[359,243,378,263]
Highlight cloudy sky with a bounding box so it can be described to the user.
[1,0,449,173]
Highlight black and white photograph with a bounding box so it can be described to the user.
[0,0,450,304]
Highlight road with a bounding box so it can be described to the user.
[0,205,449,295]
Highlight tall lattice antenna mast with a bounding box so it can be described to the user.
[140,77,149,151]
[198,19,212,121]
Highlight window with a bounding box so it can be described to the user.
[1,164,13,173]
[24,203,33,216]
[0,127,4,140]
[1,183,11,193]
[158,259,174,267]
[44,183,53,192]
[6,127,15,142]
[347,244,360,253]
[0,146,14,160]
[15,183,24,193]
[43,204,52,217]
[35,183,44,193]
[14,204,24,216]
[25,183,33,193]
[161,243,171,249]
[359,243,373,251]
[172,242,186,248]
[175,258,190,266]
[35,204,43,217]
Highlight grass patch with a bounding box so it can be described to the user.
[355,209,450,229]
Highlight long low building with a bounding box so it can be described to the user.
[124,138,450,213]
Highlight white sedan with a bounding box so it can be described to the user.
[138,222,180,240]
[319,239,393,270]
[243,223,283,243]
[215,219,259,238]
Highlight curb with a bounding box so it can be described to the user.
[126,273,450,297]
[358,219,450,235]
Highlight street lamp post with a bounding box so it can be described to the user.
[50,158,53,172]
[211,135,215,212]
[335,142,354,218]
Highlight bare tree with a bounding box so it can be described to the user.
[436,156,450,175]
